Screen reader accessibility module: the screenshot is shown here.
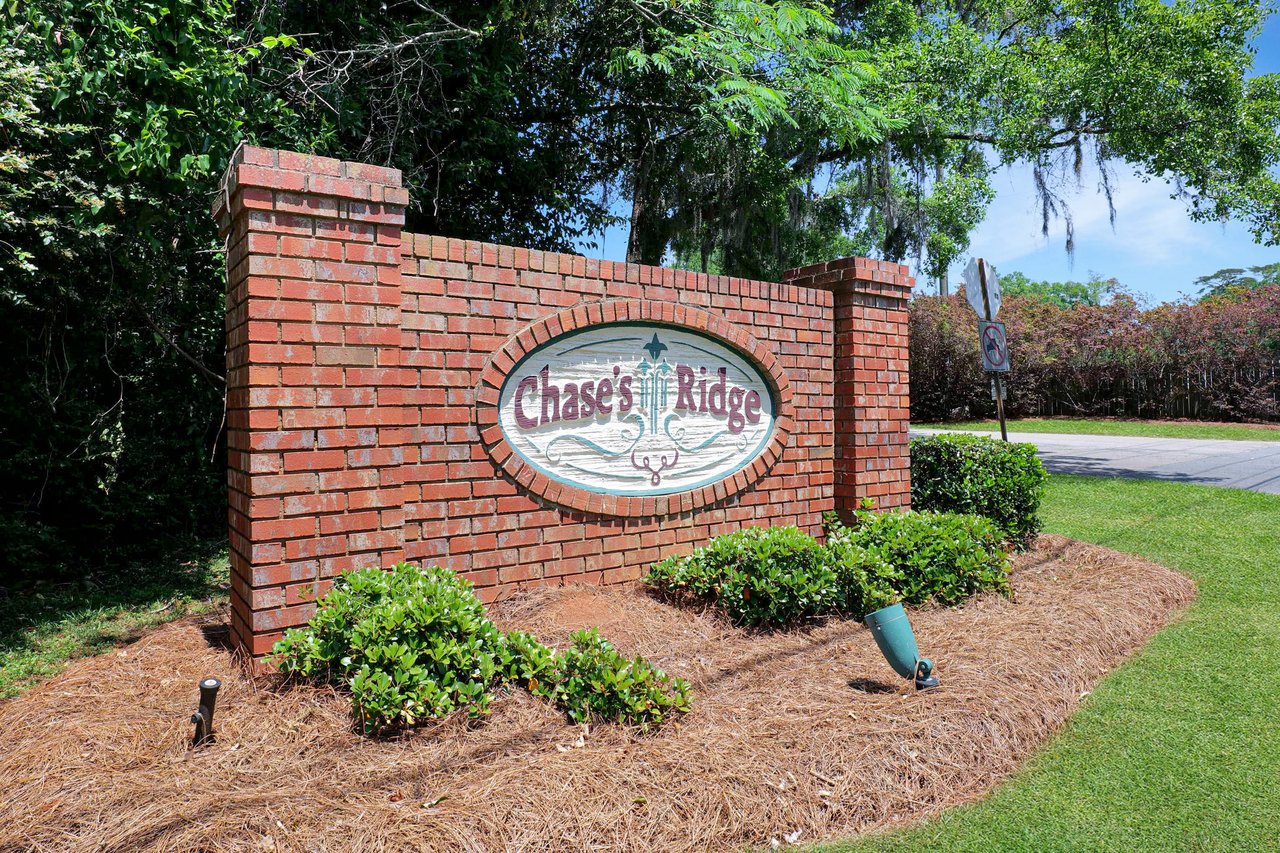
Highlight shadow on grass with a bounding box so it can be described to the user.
[0,538,230,698]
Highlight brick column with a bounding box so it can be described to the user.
[215,146,411,658]
[783,257,914,517]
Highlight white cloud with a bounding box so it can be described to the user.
[937,158,1277,301]
[961,162,1203,269]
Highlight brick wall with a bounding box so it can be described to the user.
[783,259,914,515]
[216,145,410,655]
[217,146,913,659]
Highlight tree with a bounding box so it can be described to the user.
[254,0,895,270]
[633,0,1280,277]
[0,1,308,576]
[4,0,1280,576]
[904,0,1278,257]
[1196,263,1280,300]
[253,0,1280,280]
[1001,272,1117,308]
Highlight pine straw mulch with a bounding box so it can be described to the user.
[0,535,1195,853]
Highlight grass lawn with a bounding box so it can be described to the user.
[917,418,1280,442]
[0,543,228,699]
[833,475,1280,852]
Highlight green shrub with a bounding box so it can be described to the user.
[548,628,691,731]
[644,526,839,627]
[498,628,559,697]
[824,532,899,616]
[830,509,1012,606]
[273,563,511,733]
[274,563,693,734]
[647,514,1011,627]
[910,433,1048,549]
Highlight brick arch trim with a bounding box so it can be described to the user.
[474,300,795,518]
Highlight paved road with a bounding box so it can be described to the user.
[911,429,1280,495]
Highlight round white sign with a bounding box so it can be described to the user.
[498,322,777,496]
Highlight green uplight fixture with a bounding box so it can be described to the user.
[864,603,940,690]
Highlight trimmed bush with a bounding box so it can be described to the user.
[274,563,691,734]
[823,531,899,617]
[910,433,1047,549]
[498,629,559,697]
[828,509,1011,607]
[646,514,1011,627]
[644,526,839,627]
[273,563,510,733]
[548,628,692,731]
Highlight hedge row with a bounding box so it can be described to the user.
[910,433,1047,549]
[910,287,1280,423]
[644,511,1011,629]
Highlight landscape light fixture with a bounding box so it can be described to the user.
[191,677,222,747]
[863,603,940,691]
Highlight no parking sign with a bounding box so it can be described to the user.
[964,255,1011,440]
[979,320,1009,372]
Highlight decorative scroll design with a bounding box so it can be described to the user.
[475,301,795,518]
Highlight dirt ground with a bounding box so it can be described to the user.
[0,535,1195,852]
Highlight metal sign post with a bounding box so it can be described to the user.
[963,257,1009,441]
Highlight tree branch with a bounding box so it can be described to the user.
[127,296,226,387]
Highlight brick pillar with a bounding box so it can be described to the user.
[215,146,411,658]
[783,257,914,517]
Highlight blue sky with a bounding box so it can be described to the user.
[579,13,1279,305]
[950,13,1280,305]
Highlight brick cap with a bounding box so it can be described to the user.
[782,256,915,296]
[475,299,796,518]
[214,144,407,229]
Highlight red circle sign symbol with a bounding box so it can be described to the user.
[981,324,1007,368]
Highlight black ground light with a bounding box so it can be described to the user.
[191,677,222,746]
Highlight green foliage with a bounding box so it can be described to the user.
[647,517,1010,625]
[822,530,900,617]
[0,45,97,280]
[1196,263,1280,300]
[910,433,1048,549]
[273,564,510,733]
[274,563,692,734]
[653,0,1280,276]
[5,0,1279,585]
[1000,271,1115,308]
[645,526,840,627]
[1,1,310,580]
[828,509,1012,606]
[497,629,559,697]
[612,0,889,147]
[920,156,996,280]
[547,628,692,731]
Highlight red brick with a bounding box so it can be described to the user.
[345,162,402,186]
[284,535,346,561]
[284,450,347,471]
[222,148,912,662]
[278,150,342,176]
[249,473,319,497]
[236,164,306,193]
[248,256,314,279]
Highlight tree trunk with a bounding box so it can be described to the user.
[626,142,668,267]
[935,161,949,296]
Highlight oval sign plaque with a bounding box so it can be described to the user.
[498,322,777,496]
